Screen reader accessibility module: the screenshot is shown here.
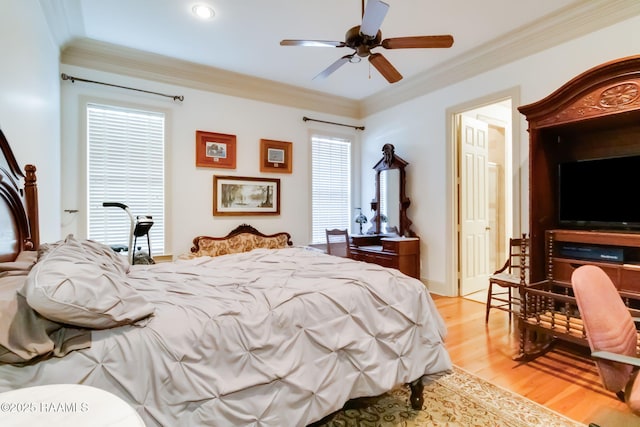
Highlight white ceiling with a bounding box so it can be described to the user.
[46,0,590,101]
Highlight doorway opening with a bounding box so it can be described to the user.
[446,89,522,302]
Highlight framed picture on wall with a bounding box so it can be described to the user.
[260,139,292,173]
[213,175,280,216]
[196,131,236,169]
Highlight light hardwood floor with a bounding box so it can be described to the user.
[432,295,636,427]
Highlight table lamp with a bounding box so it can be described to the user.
[354,208,368,235]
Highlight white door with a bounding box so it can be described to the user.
[459,115,490,296]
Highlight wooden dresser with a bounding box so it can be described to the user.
[349,234,420,279]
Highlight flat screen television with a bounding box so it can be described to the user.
[558,155,640,230]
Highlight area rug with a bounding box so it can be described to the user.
[311,366,585,427]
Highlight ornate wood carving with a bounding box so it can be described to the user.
[368,144,414,237]
[519,55,640,130]
[0,129,38,257]
[24,164,39,249]
[536,80,640,127]
[190,223,292,254]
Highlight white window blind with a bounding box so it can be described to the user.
[87,103,165,256]
[311,134,352,244]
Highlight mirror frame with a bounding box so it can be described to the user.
[368,144,415,237]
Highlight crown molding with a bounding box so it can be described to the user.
[61,39,362,119]
[360,0,640,117]
[58,0,640,120]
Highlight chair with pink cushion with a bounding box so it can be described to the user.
[571,265,640,416]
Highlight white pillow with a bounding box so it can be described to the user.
[24,235,154,329]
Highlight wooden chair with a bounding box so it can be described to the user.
[325,229,350,258]
[485,234,529,323]
[572,265,640,416]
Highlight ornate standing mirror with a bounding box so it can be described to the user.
[368,144,414,236]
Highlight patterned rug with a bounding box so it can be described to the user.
[311,366,585,427]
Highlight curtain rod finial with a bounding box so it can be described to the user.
[60,73,75,83]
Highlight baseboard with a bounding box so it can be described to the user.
[420,278,451,296]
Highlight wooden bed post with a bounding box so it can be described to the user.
[24,164,39,249]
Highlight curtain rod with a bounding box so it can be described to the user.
[60,73,184,102]
[302,116,365,131]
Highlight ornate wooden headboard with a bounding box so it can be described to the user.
[0,128,39,261]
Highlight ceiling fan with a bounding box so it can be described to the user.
[279,0,454,84]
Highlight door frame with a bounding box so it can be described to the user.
[445,87,523,297]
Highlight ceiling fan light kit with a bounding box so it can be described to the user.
[279,0,454,84]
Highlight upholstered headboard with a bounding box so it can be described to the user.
[0,128,39,261]
[187,224,292,258]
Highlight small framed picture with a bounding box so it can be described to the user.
[196,131,236,169]
[213,175,280,216]
[260,139,292,173]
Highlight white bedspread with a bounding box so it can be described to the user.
[0,247,452,426]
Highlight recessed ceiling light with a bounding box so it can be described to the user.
[192,4,215,20]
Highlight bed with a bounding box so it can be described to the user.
[0,128,452,426]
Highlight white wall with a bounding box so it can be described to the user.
[60,65,360,256]
[0,0,61,244]
[361,15,640,296]
[5,1,640,287]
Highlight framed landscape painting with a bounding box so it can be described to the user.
[213,175,280,216]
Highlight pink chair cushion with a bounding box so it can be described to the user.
[572,265,637,393]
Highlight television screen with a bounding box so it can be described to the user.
[558,155,640,230]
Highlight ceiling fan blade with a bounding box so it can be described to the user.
[313,55,352,80]
[382,35,454,49]
[369,53,402,83]
[360,0,389,38]
[280,39,346,48]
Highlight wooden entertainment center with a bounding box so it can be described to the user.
[516,55,640,359]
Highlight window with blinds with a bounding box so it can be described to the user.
[87,103,165,256]
[311,133,352,244]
